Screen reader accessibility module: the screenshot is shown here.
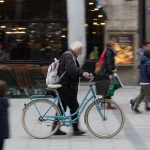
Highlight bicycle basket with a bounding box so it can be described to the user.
[95,80,111,95]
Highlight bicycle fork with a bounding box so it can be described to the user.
[95,99,107,121]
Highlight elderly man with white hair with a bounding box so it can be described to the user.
[53,41,90,135]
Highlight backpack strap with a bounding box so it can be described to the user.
[59,70,66,80]
[71,53,77,66]
[59,51,76,65]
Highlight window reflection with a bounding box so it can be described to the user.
[0,0,105,61]
[86,0,105,60]
[0,23,67,61]
[0,0,67,20]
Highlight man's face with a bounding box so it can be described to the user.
[143,44,150,50]
[76,47,82,56]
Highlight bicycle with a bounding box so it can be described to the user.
[21,73,125,139]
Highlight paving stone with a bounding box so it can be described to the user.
[3,86,150,150]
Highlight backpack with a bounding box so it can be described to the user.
[46,51,76,85]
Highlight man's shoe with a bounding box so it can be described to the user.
[133,108,141,114]
[73,130,86,136]
[129,99,134,111]
[53,129,67,135]
[145,107,150,111]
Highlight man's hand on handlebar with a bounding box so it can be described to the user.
[83,72,90,79]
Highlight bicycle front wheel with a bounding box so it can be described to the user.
[22,99,61,139]
[85,99,125,138]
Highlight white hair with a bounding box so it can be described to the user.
[70,41,83,52]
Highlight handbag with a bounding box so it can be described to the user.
[98,64,109,79]
[94,62,101,75]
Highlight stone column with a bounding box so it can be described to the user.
[146,0,150,41]
[97,0,107,7]
[67,0,86,67]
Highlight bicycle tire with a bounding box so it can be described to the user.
[22,99,61,139]
[85,99,125,138]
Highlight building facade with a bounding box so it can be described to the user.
[99,0,139,85]
[73,0,140,85]
[145,0,150,41]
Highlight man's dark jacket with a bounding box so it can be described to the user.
[57,51,85,95]
[0,96,9,139]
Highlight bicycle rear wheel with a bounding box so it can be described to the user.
[85,99,125,138]
[22,99,61,139]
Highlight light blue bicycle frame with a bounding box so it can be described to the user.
[24,85,105,127]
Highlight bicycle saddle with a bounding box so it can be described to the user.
[47,84,62,89]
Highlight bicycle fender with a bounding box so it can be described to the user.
[22,99,62,115]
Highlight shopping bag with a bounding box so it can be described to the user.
[113,73,124,89]
[108,82,117,96]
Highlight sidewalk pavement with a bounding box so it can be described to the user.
[3,86,150,150]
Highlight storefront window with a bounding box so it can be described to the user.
[0,0,106,97]
[0,0,67,62]
[109,34,134,65]
[0,0,67,97]
[0,0,67,20]
[0,0,105,62]
[0,22,67,61]
[85,0,105,60]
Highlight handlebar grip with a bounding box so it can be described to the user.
[89,73,94,80]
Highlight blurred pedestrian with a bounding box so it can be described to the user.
[129,41,150,111]
[99,40,117,109]
[0,80,9,150]
[133,50,150,113]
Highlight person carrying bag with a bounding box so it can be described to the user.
[98,40,118,109]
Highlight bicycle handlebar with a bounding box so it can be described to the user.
[89,73,94,84]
